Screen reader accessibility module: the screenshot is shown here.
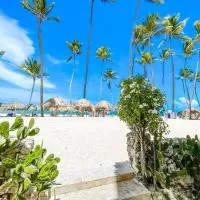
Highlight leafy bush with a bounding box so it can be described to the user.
[0,117,60,200]
[118,76,166,185]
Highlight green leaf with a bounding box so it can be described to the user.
[28,118,35,130]
[2,158,16,168]
[18,178,31,194]
[28,128,40,136]
[24,165,38,175]
[17,127,24,139]
[0,121,9,139]
[10,117,23,131]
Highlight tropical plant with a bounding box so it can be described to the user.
[103,68,117,103]
[83,0,116,99]
[66,40,82,103]
[128,0,164,76]
[21,0,59,117]
[161,14,188,113]
[118,76,166,184]
[19,58,45,107]
[96,47,112,97]
[137,52,156,79]
[0,117,60,199]
[160,48,170,88]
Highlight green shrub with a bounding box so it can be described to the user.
[0,117,60,200]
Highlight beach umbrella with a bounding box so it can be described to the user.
[180,108,200,119]
[74,99,94,112]
[43,97,71,111]
[0,102,26,111]
[95,100,112,112]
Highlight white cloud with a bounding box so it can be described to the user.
[46,54,66,65]
[0,61,55,89]
[175,97,198,108]
[0,13,56,91]
[0,12,34,65]
[0,87,58,104]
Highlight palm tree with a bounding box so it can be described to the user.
[103,68,117,103]
[128,0,164,76]
[142,13,160,83]
[19,58,44,106]
[83,0,116,99]
[160,48,170,88]
[161,14,188,113]
[96,47,112,97]
[21,0,59,117]
[131,25,146,75]
[137,52,156,79]
[66,40,82,103]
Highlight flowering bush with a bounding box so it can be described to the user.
[118,76,166,187]
[118,76,166,129]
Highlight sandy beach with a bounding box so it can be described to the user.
[1,117,200,184]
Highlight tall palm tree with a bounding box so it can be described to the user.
[83,0,116,99]
[137,51,156,79]
[160,48,170,88]
[128,0,164,76]
[161,14,188,113]
[103,68,117,103]
[131,25,146,75]
[96,47,112,97]
[142,13,160,83]
[19,58,43,106]
[21,0,59,117]
[66,40,82,103]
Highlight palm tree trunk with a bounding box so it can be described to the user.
[83,0,95,98]
[189,51,200,119]
[144,65,147,78]
[139,133,146,182]
[131,46,137,75]
[149,37,154,84]
[128,0,140,76]
[28,77,36,107]
[37,17,44,117]
[69,54,76,103]
[100,61,104,97]
[169,36,175,113]
[195,86,200,107]
[181,79,189,108]
[162,60,165,88]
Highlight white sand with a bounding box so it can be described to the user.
[1,117,200,184]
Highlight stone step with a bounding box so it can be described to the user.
[54,179,152,200]
[53,161,135,195]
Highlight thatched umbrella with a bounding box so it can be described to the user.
[43,97,71,111]
[95,100,112,112]
[74,99,94,115]
[179,108,200,120]
[0,102,26,111]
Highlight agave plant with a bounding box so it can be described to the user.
[21,0,59,116]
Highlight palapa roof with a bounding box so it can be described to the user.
[74,99,94,112]
[95,100,112,112]
[0,102,26,111]
[43,97,71,111]
[179,108,200,119]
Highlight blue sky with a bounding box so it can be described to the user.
[0,0,200,109]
